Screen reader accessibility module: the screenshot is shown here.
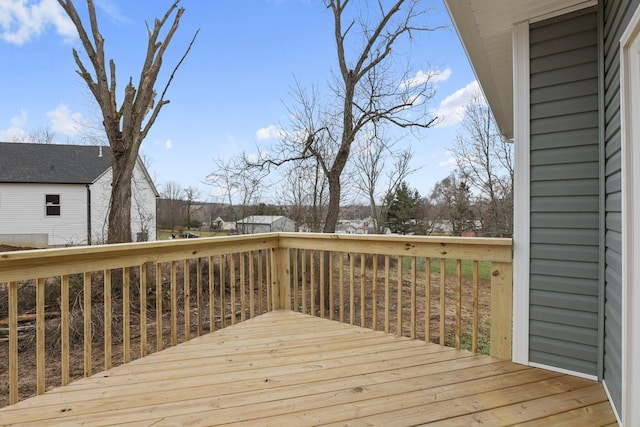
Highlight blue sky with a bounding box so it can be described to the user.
[0,0,478,203]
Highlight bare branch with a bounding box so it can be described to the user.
[58,0,194,243]
[450,90,513,236]
[211,0,440,234]
[140,28,200,141]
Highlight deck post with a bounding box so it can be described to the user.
[490,261,513,359]
[271,246,291,310]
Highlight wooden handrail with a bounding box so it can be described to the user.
[0,234,280,282]
[0,233,512,407]
[276,233,513,359]
[277,233,512,261]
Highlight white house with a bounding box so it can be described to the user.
[210,216,236,233]
[0,142,158,247]
[236,215,295,234]
[335,218,373,235]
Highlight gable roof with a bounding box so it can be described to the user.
[0,142,112,184]
[237,215,289,225]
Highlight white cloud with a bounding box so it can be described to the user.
[10,109,27,128]
[256,124,283,141]
[0,110,28,141]
[94,0,131,24]
[243,150,270,165]
[2,127,27,141]
[438,156,457,167]
[47,103,82,135]
[433,80,480,128]
[400,68,452,89]
[435,150,457,168]
[0,0,76,46]
[165,139,173,149]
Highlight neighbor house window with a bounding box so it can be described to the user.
[45,194,60,216]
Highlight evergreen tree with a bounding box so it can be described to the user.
[385,182,422,234]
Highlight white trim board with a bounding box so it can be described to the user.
[620,4,640,425]
[529,361,598,381]
[511,20,530,366]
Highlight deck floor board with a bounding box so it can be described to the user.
[0,310,617,426]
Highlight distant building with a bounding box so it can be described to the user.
[336,217,373,235]
[335,222,357,234]
[210,216,236,232]
[297,223,312,233]
[236,215,295,234]
[0,143,158,247]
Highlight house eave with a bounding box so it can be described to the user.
[443,0,597,140]
[0,181,92,185]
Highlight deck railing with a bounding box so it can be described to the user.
[0,233,512,407]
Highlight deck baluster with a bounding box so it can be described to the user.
[411,257,417,339]
[104,269,112,369]
[123,267,131,362]
[0,233,513,408]
[61,275,70,385]
[155,263,163,352]
[8,281,18,404]
[83,272,91,378]
[455,259,462,350]
[140,263,148,357]
[183,260,190,340]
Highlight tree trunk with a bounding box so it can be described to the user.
[58,0,194,244]
[317,171,345,311]
[323,174,341,233]
[368,193,380,233]
[107,151,135,243]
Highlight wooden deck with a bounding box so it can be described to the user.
[0,311,617,426]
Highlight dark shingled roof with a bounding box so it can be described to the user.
[0,142,112,184]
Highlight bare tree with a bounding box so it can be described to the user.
[183,186,201,230]
[7,127,57,144]
[161,181,184,233]
[430,174,475,236]
[30,127,57,144]
[6,133,27,143]
[207,156,270,221]
[353,128,415,233]
[250,0,439,233]
[278,159,329,232]
[413,195,441,235]
[451,91,513,236]
[58,0,198,243]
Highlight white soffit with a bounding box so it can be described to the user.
[443,0,596,139]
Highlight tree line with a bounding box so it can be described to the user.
[201,90,513,238]
[384,93,513,237]
[48,0,511,242]
[163,88,515,239]
[204,1,512,238]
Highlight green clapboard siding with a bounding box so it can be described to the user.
[529,8,599,377]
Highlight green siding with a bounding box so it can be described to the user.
[601,0,639,416]
[529,9,600,376]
